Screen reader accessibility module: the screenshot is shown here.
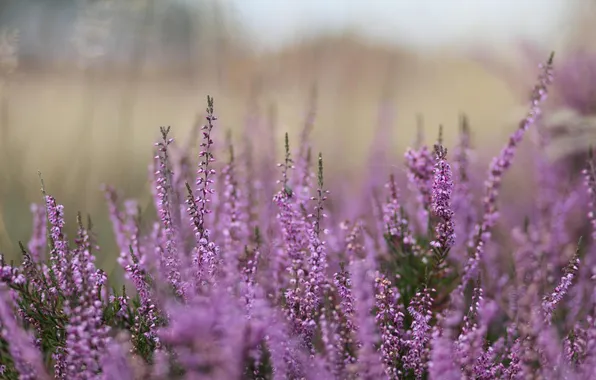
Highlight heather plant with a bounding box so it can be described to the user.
[4,52,596,380]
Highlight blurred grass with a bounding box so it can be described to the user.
[0,27,523,278]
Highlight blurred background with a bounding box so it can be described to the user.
[0,0,593,273]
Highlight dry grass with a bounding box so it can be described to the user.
[0,34,523,277]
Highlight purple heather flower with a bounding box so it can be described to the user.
[193,96,218,236]
[273,134,309,277]
[45,194,70,291]
[154,126,187,300]
[331,227,359,374]
[289,153,331,348]
[455,287,500,378]
[430,144,456,253]
[463,54,554,286]
[564,324,588,367]
[274,136,314,334]
[35,206,112,380]
[502,336,524,379]
[576,315,596,376]
[382,175,421,256]
[0,257,25,285]
[333,263,356,332]
[382,175,401,239]
[0,289,49,380]
[374,273,405,379]
[124,261,161,348]
[241,245,261,319]
[184,97,221,292]
[404,287,434,380]
[542,251,580,323]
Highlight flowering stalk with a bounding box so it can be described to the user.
[542,241,581,323]
[464,53,555,286]
[154,126,186,300]
[383,174,421,256]
[194,96,217,236]
[430,144,455,274]
[60,215,110,380]
[299,153,330,348]
[0,289,50,380]
[404,287,434,379]
[187,96,220,289]
[274,133,309,306]
[374,274,405,379]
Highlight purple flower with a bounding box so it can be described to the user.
[0,290,49,380]
[430,144,455,253]
[154,126,186,300]
[7,66,596,380]
[382,174,421,256]
[542,251,580,323]
[404,287,434,380]
[374,274,405,379]
[463,54,554,286]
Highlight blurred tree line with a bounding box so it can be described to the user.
[0,0,242,79]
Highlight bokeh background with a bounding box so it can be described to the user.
[0,0,593,276]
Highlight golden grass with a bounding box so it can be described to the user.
[0,35,523,276]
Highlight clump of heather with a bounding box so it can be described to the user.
[4,52,596,380]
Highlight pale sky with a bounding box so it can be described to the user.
[227,0,576,51]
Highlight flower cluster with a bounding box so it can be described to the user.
[3,53,596,380]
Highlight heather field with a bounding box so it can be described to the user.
[0,37,522,278]
[5,2,596,380]
[2,49,596,379]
